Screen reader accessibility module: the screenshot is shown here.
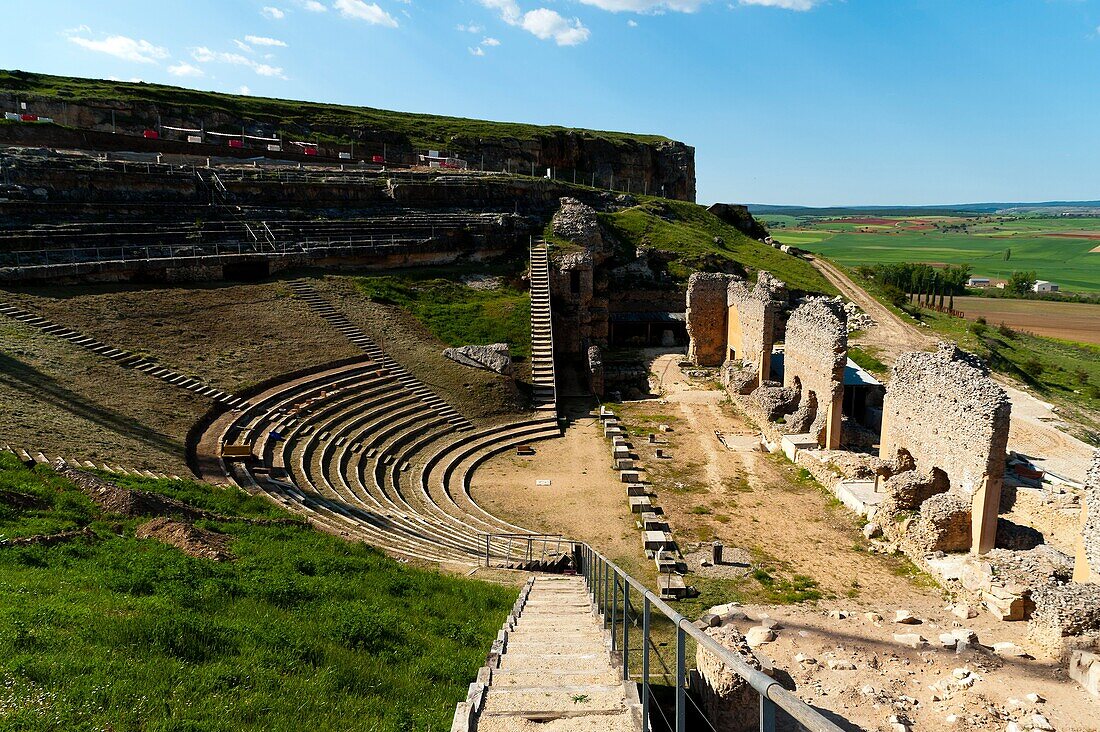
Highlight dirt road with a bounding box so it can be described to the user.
[807,256,1097,483]
[808,255,935,361]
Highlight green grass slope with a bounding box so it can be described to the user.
[0,454,513,731]
[0,69,670,149]
[351,266,532,359]
[599,200,837,294]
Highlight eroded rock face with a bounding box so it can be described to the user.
[694,625,762,732]
[442,343,513,375]
[552,197,605,254]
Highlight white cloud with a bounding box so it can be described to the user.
[191,47,288,79]
[167,62,205,77]
[736,0,823,9]
[299,0,327,10]
[457,23,484,33]
[238,85,252,95]
[261,6,286,19]
[577,0,707,10]
[627,19,638,26]
[479,1,590,46]
[520,8,590,45]
[469,46,486,56]
[333,0,399,26]
[481,36,501,46]
[244,35,288,47]
[67,33,169,64]
[233,39,253,52]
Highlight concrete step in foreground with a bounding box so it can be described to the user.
[454,575,641,732]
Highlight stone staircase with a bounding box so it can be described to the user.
[0,303,248,409]
[455,575,641,732]
[529,241,557,414]
[287,279,471,430]
[1,446,182,480]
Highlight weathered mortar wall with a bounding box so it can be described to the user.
[1074,452,1100,583]
[783,299,847,449]
[727,272,786,386]
[880,342,1011,553]
[686,272,731,366]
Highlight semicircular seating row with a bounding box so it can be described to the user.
[214,360,563,566]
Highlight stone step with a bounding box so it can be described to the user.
[489,670,621,688]
[474,712,638,732]
[481,685,627,717]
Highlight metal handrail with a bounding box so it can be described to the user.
[480,532,563,567]
[577,543,846,732]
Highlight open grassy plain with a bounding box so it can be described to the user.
[766,214,1100,292]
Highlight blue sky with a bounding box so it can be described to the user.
[1,0,1099,206]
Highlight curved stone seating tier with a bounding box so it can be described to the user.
[205,356,566,566]
[421,418,564,537]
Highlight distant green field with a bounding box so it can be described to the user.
[769,215,1100,292]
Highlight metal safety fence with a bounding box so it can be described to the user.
[577,544,845,732]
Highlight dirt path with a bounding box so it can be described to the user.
[807,256,1097,483]
[807,255,935,361]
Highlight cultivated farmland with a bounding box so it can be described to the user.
[954,296,1100,345]
[765,215,1100,292]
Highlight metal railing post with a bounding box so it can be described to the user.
[611,574,618,651]
[642,597,650,732]
[623,583,630,680]
[760,695,777,732]
[603,561,611,628]
[676,625,686,732]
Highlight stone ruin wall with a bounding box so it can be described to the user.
[726,272,786,386]
[686,272,731,367]
[548,198,609,357]
[880,343,1011,553]
[782,299,848,449]
[1075,452,1100,583]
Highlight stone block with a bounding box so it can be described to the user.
[1070,650,1100,697]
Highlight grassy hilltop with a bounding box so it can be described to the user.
[0,69,671,150]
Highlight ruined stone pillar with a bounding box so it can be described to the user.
[686,272,732,367]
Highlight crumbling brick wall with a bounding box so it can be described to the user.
[783,299,847,449]
[726,272,786,387]
[879,342,1011,554]
[1074,451,1100,583]
[686,272,732,366]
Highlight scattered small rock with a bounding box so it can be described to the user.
[893,633,926,649]
[745,626,776,646]
[894,610,922,625]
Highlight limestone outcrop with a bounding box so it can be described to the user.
[442,343,513,375]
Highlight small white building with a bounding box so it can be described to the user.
[968,277,991,288]
[1032,280,1060,293]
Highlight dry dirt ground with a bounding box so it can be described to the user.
[807,256,1097,484]
[724,602,1095,732]
[470,351,1098,731]
[0,274,528,475]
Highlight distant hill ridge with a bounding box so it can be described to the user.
[750,201,1100,217]
[0,69,696,201]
